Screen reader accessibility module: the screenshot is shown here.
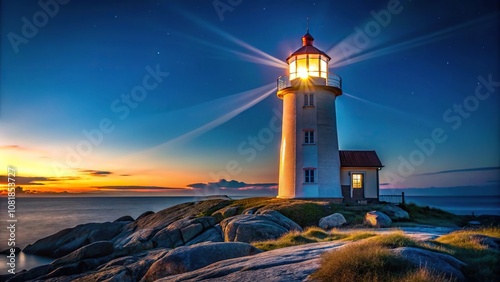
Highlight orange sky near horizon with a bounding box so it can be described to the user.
[0,145,212,195]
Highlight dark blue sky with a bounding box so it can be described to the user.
[1,0,499,195]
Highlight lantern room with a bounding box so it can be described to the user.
[287,32,330,80]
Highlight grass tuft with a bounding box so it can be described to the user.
[342,231,377,241]
[310,242,416,282]
[366,232,420,248]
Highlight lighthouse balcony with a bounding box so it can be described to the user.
[277,73,342,91]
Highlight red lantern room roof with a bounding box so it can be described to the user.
[286,32,331,61]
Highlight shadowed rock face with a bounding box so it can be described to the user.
[51,241,114,266]
[23,221,127,258]
[379,205,410,220]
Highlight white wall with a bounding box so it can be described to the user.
[340,167,379,198]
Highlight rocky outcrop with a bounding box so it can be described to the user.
[392,247,466,281]
[319,213,347,229]
[160,241,345,282]
[11,198,475,282]
[141,242,261,281]
[379,204,410,220]
[220,210,302,243]
[365,211,392,227]
[23,221,127,258]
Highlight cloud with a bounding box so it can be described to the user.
[0,175,80,185]
[187,179,277,191]
[0,186,70,195]
[80,170,113,177]
[416,166,500,176]
[0,145,21,150]
[93,186,187,190]
[379,183,391,186]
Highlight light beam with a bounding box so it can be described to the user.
[328,13,499,68]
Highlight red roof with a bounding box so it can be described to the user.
[286,32,331,61]
[339,151,383,167]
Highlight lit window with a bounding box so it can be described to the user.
[352,173,363,188]
[289,60,297,80]
[304,94,314,106]
[308,54,320,77]
[288,54,328,80]
[305,169,315,183]
[304,130,314,144]
[320,58,328,78]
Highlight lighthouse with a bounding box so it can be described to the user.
[276,31,343,199]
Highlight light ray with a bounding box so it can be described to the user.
[343,92,434,127]
[328,13,499,68]
[125,83,276,158]
[179,10,287,69]
[182,34,286,69]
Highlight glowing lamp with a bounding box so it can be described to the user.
[287,32,330,81]
[297,67,309,79]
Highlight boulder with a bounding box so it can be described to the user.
[150,216,217,248]
[319,213,346,229]
[23,221,127,258]
[141,242,261,281]
[114,215,135,222]
[52,241,114,266]
[364,211,392,228]
[391,247,466,281]
[220,210,302,243]
[379,204,410,220]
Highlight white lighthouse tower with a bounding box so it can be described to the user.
[277,31,343,199]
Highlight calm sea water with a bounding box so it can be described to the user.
[405,195,500,216]
[0,195,498,274]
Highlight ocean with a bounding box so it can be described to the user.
[0,195,498,274]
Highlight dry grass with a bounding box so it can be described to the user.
[310,241,451,282]
[253,227,337,251]
[433,227,500,281]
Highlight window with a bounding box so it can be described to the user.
[352,173,363,189]
[304,94,314,107]
[304,130,314,144]
[305,169,315,183]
